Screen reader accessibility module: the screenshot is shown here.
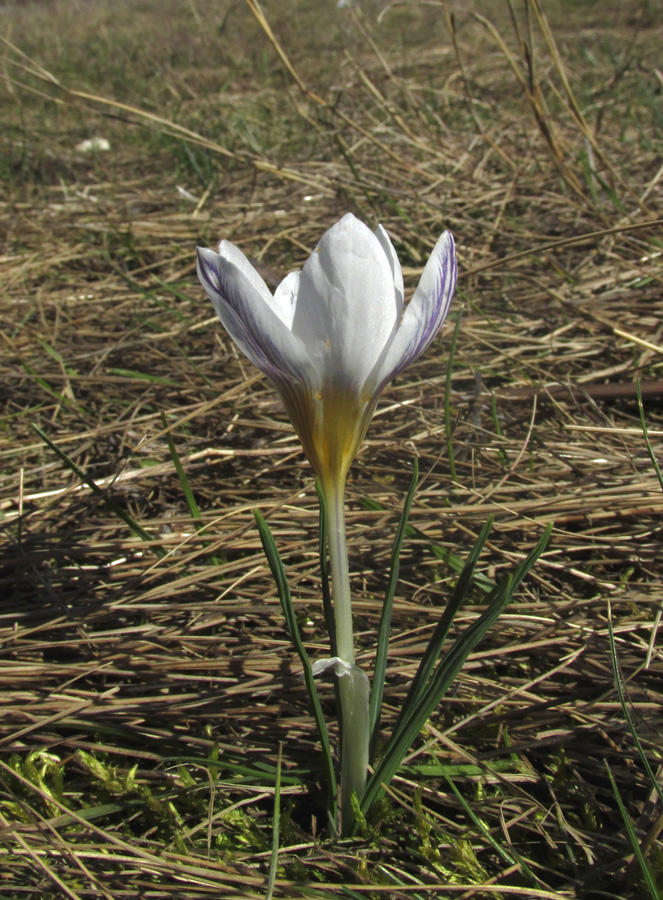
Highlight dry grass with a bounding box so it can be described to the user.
[1,0,663,897]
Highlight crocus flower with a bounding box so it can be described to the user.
[196,213,456,833]
[196,213,456,492]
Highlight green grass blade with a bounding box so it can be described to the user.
[444,774,541,888]
[361,574,514,819]
[161,412,226,565]
[637,381,663,492]
[490,394,509,466]
[265,742,282,900]
[396,516,494,727]
[607,602,663,807]
[105,367,180,386]
[498,521,553,594]
[162,412,201,520]
[166,755,307,786]
[445,309,463,482]
[253,509,337,826]
[636,382,663,668]
[22,360,81,412]
[361,523,552,817]
[32,423,163,557]
[369,457,419,758]
[359,495,495,594]
[34,337,78,376]
[605,761,662,900]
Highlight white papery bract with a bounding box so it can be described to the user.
[196,213,457,489]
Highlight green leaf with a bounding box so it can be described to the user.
[360,523,552,818]
[361,574,514,819]
[490,394,509,466]
[606,761,662,900]
[359,495,495,594]
[369,458,419,759]
[445,773,541,888]
[32,423,163,557]
[34,337,79,376]
[106,367,180,386]
[608,602,663,808]
[161,411,226,565]
[637,381,663,492]
[265,743,282,900]
[396,516,494,728]
[21,360,82,412]
[253,509,337,827]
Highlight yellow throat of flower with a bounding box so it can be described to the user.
[282,381,378,490]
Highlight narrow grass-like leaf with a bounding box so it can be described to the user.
[445,309,463,482]
[161,412,226,565]
[106,367,180,386]
[34,337,78,376]
[490,394,509,466]
[403,758,520,777]
[591,167,627,213]
[49,800,147,825]
[167,755,306,786]
[607,602,663,807]
[361,575,514,818]
[163,412,202,520]
[444,774,541,888]
[605,761,662,900]
[636,382,663,668]
[361,523,552,817]
[396,516,494,727]
[253,509,337,826]
[637,381,663,492]
[32,423,163,557]
[359,496,495,593]
[22,360,81,412]
[369,457,419,757]
[264,742,282,900]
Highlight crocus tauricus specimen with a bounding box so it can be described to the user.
[197,213,457,831]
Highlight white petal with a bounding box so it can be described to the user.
[373,224,404,312]
[196,247,318,391]
[217,240,273,305]
[376,230,457,385]
[292,213,400,388]
[216,239,301,329]
[272,270,301,329]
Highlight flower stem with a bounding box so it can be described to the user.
[324,478,369,835]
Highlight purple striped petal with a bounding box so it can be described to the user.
[196,247,317,392]
[375,230,457,386]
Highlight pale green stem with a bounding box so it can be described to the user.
[324,477,370,836]
[325,478,354,666]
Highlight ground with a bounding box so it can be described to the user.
[1,0,662,897]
